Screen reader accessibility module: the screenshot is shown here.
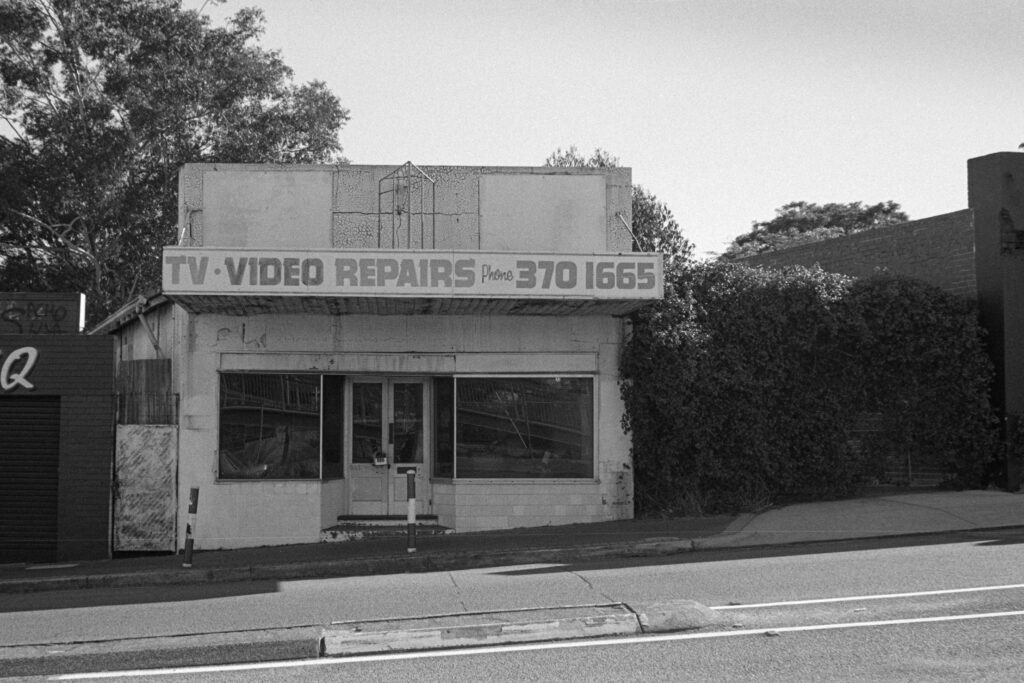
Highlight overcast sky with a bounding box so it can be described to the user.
[186,0,1024,257]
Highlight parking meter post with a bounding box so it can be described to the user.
[407,470,417,553]
[182,487,199,568]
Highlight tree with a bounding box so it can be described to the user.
[0,0,350,324]
[544,146,694,263]
[721,201,909,261]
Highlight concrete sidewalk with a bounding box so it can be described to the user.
[1,490,1021,595]
[696,489,1024,549]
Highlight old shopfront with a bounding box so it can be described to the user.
[103,163,661,551]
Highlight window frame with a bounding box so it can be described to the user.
[448,374,597,481]
[217,371,345,482]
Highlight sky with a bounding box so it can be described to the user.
[185,0,1024,258]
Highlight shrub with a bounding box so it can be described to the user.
[620,263,998,516]
[843,276,999,488]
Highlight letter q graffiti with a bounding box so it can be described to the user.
[1,346,38,390]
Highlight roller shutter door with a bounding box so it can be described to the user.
[0,396,60,563]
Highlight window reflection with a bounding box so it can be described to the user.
[351,382,383,464]
[219,374,321,479]
[455,377,593,478]
[393,383,424,464]
[433,377,454,477]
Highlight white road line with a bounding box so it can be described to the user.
[54,609,1024,680]
[712,583,1024,610]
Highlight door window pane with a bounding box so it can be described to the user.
[352,382,383,464]
[219,374,321,479]
[393,383,424,464]
[455,377,593,478]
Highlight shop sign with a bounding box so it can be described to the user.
[0,346,38,391]
[163,249,663,299]
[0,293,84,334]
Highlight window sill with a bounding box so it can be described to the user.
[438,478,600,485]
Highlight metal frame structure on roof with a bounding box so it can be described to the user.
[378,162,437,249]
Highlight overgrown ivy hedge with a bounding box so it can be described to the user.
[620,262,1000,516]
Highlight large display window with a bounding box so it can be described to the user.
[442,376,594,479]
[218,373,344,480]
[217,372,593,481]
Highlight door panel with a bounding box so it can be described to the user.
[348,381,386,515]
[346,378,430,516]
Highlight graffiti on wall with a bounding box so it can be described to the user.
[0,295,82,334]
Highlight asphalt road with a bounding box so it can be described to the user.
[4,528,1024,679]
[140,615,1024,682]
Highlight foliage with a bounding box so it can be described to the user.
[844,276,1000,488]
[544,146,619,170]
[0,0,350,324]
[543,145,694,264]
[722,201,909,261]
[620,263,999,516]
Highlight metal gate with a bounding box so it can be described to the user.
[0,396,60,563]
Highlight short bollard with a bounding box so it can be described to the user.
[407,470,417,553]
[182,487,199,568]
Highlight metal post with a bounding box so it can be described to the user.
[182,487,199,568]
[406,470,417,553]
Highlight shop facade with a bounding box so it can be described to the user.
[102,163,661,550]
[0,294,114,562]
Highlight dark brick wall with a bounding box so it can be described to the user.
[742,210,977,299]
[0,335,115,560]
[969,152,1024,490]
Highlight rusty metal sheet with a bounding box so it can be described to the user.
[113,425,177,552]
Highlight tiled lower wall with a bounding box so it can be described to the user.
[431,480,616,532]
[194,480,323,549]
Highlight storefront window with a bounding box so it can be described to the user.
[321,376,344,478]
[455,377,593,478]
[219,374,322,479]
[433,377,454,477]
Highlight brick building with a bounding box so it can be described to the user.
[743,152,1024,487]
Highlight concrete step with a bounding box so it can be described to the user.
[336,514,439,526]
[320,521,452,543]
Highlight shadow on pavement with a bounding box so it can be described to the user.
[3,523,1021,613]
[0,579,282,613]
[490,527,1024,576]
